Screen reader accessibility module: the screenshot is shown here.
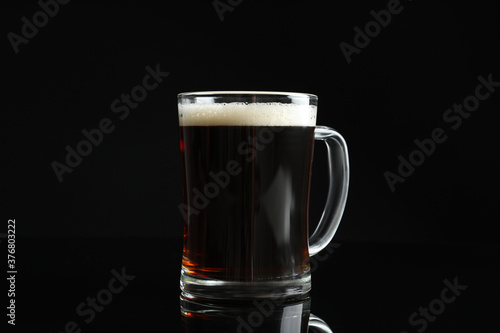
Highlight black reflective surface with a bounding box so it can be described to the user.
[180,293,312,333]
[16,238,499,332]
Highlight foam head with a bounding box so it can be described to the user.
[178,102,317,126]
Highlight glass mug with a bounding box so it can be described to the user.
[178,91,349,300]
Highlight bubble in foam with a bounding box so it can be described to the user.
[178,102,317,126]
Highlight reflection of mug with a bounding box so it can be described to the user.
[178,92,349,300]
[180,293,333,333]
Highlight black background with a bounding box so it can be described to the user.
[3,0,500,332]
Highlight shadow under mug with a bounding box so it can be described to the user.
[178,91,349,300]
[180,293,334,333]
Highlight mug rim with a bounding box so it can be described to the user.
[177,91,317,100]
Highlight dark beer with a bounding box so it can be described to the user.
[180,125,315,282]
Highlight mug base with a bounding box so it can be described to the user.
[180,268,311,301]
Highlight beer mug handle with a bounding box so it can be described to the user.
[309,126,350,257]
[309,314,334,333]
